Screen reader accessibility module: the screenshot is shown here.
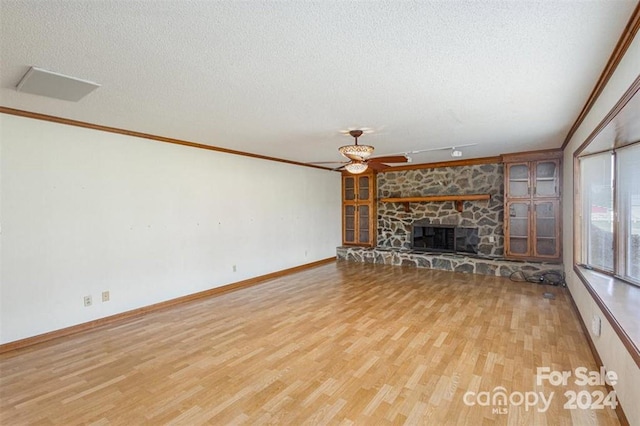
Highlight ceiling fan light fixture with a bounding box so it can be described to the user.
[344,161,369,174]
[339,129,374,159]
[338,144,374,159]
[451,148,463,158]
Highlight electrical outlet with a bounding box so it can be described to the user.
[102,291,110,302]
[83,295,92,307]
[232,264,237,272]
[489,236,495,243]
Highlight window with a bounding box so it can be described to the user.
[580,153,614,271]
[617,143,640,283]
[579,143,640,285]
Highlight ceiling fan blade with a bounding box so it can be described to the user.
[332,165,347,171]
[369,155,408,163]
[368,162,390,172]
[307,161,348,165]
[344,153,366,162]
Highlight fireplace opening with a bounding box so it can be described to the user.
[411,224,479,254]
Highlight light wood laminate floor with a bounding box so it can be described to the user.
[0,261,621,425]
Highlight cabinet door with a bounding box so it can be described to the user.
[343,204,356,244]
[343,176,356,201]
[533,200,560,258]
[358,175,372,202]
[534,160,559,198]
[506,201,530,256]
[342,172,375,246]
[506,163,531,198]
[358,204,371,244]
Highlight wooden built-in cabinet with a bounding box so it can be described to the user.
[503,151,562,260]
[342,172,376,247]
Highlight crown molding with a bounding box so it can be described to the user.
[378,156,502,173]
[562,2,640,149]
[0,106,332,172]
[574,73,640,158]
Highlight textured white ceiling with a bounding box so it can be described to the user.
[0,1,637,165]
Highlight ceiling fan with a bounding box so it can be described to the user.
[312,130,410,174]
[310,130,478,174]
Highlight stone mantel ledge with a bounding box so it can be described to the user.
[336,246,563,278]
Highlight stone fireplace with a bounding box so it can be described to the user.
[338,162,563,277]
[377,163,504,258]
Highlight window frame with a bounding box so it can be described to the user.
[615,143,640,285]
[574,75,640,288]
[579,150,616,273]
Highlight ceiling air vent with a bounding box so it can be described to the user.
[16,67,100,102]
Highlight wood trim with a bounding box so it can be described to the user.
[562,2,640,150]
[380,194,490,213]
[573,265,640,369]
[573,155,582,267]
[501,149,563,163]
[0,106,331,171]
[565,287,630,426]
[574,74,640,157]
[379,156,502,172]
[0,257,336,354]
[379,194,490,203]
[387,150,563,173]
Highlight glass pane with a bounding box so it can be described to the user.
[345,230,355,242]
[345,215,355,230]
[536,161,557,179]
[358,205,369,224]
[358,205,369,242]
[358,176,370,201]
[581,153,614,271]
[535,202,557,256]
[618,144,640,282]
[510,238,528,254]
[509,164,529,179]
[535,161,557,196]
[345,205,356,228]
[510,218,528,237]
[536,238,557,256]
[508,202,529,255]
[344,177,355,201]
[508,164,529,197]
[344,205,355,242]
[508,203,529,237]
[535,202,556,238]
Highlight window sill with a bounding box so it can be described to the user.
[574,265,640,368]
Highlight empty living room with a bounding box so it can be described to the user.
[1,1,639,425]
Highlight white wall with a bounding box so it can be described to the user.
[562,34,640,425]
[0,114,341,344]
